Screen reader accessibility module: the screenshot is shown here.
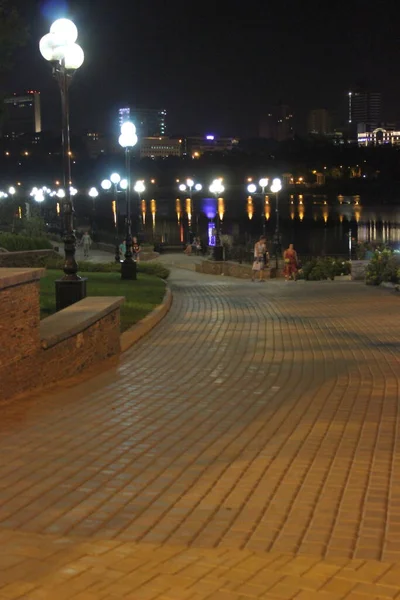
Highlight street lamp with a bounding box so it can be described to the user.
[179,178,203,238]
[88,187,98,235]
[246,178,269,236]
[270,178,282,271]
[119,121,138,280]
[101,174,124,262]
[209,178,225,261]
[134,180,146,244]
[39,18,85,310]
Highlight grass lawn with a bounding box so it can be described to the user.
[40,270,166,332]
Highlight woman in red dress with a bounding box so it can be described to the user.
[283,244,298,281]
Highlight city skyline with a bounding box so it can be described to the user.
[5,0,400,136]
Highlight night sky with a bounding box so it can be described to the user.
[6,0,400,137]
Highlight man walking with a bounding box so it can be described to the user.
[81,231,92,259]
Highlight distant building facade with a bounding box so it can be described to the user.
[358,127,400,146]
[2,91,41,137]
[140,137,181,159]
[185,135,239,158]
[308,109,331,135]
[260,104,294,141]
[118,107,167,137]
[348,90,381,133]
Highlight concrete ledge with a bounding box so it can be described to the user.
[381,282,400,292]
[0,267,45,290]
[40,296,125,349]
[196,260,275,280]
[121,285,172,353]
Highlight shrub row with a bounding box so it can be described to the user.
[0,233,52,251]
[35,256,170,280]
[298,257,351,281]
[365,250,400,286]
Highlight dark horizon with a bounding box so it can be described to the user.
[5,0,400,137]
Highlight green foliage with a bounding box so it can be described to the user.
[300,257,351,281]
[18,216,47,238]
[36,256,170,279]
[366,250,400,286]
[40,270,166,331]
[0,233,52,251]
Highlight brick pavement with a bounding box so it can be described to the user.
[0,270,400,598]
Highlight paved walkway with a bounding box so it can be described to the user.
[1,270,400,598]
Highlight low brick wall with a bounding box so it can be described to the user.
[0,249,59,268]
[0,268,124,402]
[196,260,274,279]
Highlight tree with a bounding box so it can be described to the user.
[0,1,28,73]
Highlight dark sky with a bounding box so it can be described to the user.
[6,0,400,136]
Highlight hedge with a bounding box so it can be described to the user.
[0,233,52,251]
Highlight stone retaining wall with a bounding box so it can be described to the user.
[0,268,123,402]
[196,260,275,279]
[94,243,159,262]
[351,260,369,281]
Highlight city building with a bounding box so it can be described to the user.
[358,127,400,146]
[2,91,41,137]
[118,107,167,137]
[348,89,381,133]
[185,135,239,158]
[259,103,294,141]
[83,131,111,158]
[140,137,182,159]
[308,109,331,135]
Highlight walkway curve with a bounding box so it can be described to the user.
[1,269,400,597]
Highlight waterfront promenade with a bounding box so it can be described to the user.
[0,268,400,598]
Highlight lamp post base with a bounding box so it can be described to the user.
[55,277,87,311]
[121,260,137,280]
[115,244,120,263]
[213,245,223,261]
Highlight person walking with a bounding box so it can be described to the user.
[283,243,298,281]
[81,231,92,259]
[252,235,268,282]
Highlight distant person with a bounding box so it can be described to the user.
[283,243,298,281]
[252,235,268,282]
[81,231,92,259]
[119,240,126,260]
[132,237,141,261]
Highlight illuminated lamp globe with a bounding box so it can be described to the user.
[272,178,282,187]
[120,179,128,190]
[259,178,269,188]
[50,19,78,44]
[39,33,62,61]
[34,190,45,203]
[110,173,121,184]
[8,186,16,195]
[120,121,136,137]
[195,183,202,191]
[57,189,66,198]
[101,179,112,191]
[119,133,138,148]
[134,181,145,194]
[63,43,84,69]
[88,187,98,198]
[247,183,257,194]
[179,184,187,192]
[186,178,194,188]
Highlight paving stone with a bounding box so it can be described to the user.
[0,270,399,598]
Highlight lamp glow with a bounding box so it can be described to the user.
[120,179,128,190]
[259,178,269,188]
[50,19,78,44]
[186,178,194,188]
[57,189,66,198]
[179,184,187,192]
[195,183,202,191]
[8,186,16,195]
[89,187,98,198]
[247,183,257,194]
[110,173,121,184]
[134,181,145,194]
[101,179,112,191]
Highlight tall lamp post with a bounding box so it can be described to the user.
[119,121,138,280]
[101,173,125,262]
[270,178,282,271]
[179,178,202,240]
[39,18,85,310]
[209,178,225,261]
[88,186,98,236]
[247,177,269,236]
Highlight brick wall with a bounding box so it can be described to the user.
[1,309,121,401]
[0,268,123,403]
[196,260,274,279]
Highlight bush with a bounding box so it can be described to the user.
[38,257,170,279]
[0,233,52,251]
[366,250,400,285]
[300,257,351,281]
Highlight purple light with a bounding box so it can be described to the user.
[206,135,215,140]
[202,197,216,219]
